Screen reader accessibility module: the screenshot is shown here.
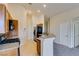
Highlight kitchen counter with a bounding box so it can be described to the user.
[0,38,20,56]
[39,34,55,56]
[39,34,56,40]
[0,42,19,51]
[0,38,20,44]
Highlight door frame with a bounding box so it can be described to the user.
[60,21,71,47]
[72,18,79,48]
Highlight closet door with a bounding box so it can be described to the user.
[60,22,70,47]
[74,22,79,47]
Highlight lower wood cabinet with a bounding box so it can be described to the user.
[0,49,18,56]
[34,39,41,56]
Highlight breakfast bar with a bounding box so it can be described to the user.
[0,38,20,56]
[39,34,55,56]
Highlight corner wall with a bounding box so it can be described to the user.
[5,4,28,45]
[50,8,79,47]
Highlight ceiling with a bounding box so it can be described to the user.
[31,3,79,17]
[7,3,79,17]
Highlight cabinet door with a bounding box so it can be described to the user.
[60,22,71,47]
[0,5,5,33]
[5,11,9,33]
[0,49,18,56]
[5,10,12,33]
[74,22,79,47]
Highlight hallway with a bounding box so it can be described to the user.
[20,39,38,56]
[20,40,79,56]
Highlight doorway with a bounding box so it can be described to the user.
[33,24,43,39]
[74,22,79,47]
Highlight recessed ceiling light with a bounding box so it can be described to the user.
[43,4,47,8]
[37,10,40,13]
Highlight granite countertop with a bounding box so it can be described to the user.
[0,33,20,51]
[0,37,20,51]
[0,38,20,44]
[7,36,19,39]
[39,33,56,40]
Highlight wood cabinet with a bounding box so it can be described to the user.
[0,4,19,56]
[0,4,18,38]
[0,4,6,33]
[8,20,18,37]
[0,49,18,56]
[5,10,12,33]
[0,4,12,33]
[34,39,41,56]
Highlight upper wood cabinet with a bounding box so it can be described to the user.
[0,4,18,37]
[0,4,6,33]
[0,4,12,33]
[5,10,12,33]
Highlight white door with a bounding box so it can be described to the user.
[60,22,70,47]
[74,22,79,47]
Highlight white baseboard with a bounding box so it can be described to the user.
[54,40,73,48]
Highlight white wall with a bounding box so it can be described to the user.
[44,16,50,33]
[32,14,44,33]
[5,4,45,43]
[5,4,28,45]
[50,8,79,47]
[26,13,34,40]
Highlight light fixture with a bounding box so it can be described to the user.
[43,4,47,8]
